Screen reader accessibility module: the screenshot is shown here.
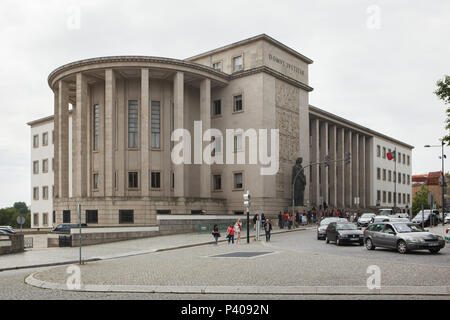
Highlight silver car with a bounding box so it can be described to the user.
[357,213,376,228]
[364,222,446,254]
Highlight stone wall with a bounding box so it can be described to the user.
[0,234,24,255]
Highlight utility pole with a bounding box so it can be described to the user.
[244,191,251,244]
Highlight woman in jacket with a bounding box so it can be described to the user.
[212,224,220,245]
[226,224,235,244]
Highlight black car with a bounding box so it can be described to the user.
[326,222,364,246]
[52,223,87,234]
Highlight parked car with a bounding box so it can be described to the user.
[0,226,16,235]
[357,213,376,228]
[364,222,445,254]
[390,213,410,220]
[411,210,440,227]
[317,218,346,240]
[445,228,450,242]
[370,215,391,224]
[52,223,87,234]
[444,214,450,225]
[378,209,393,216]
[325,222,364,246]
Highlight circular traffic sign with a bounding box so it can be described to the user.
[16,216,26,225]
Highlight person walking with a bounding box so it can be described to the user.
[261,213,267,228]
[288,213,293,230]
[278,211,283,229]
[226,224,235,244]
[253,214,258,230]
[234,219,242,244]
[264,219,273,242]
[211,224,220,245]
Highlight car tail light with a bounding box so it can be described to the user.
[446,229,449,234]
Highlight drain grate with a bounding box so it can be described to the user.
[211,252,273,258]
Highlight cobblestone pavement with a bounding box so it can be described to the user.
[1,226,310,271]
[30,229,449,290]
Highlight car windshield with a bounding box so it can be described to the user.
[320,218,338,226]
[361,214,375,219]
[394,223,425,233]
[336,224,357,230]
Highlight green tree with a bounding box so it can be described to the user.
[434,75,450,145]
[0,202,31,229]
[412,185,432,215]
[13,202,29,215]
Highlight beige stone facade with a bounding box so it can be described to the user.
[30,34,413,230]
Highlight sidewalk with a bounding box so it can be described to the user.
[0,224,315,272]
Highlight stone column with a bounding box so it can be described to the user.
[58,80,69,199]
[344,130,352,207]
[105,69,116,197]
[336,127,345,208]
[359,135,366,208]
[310,119,320,206]
[53,89,60,199]
[173,72,184,198]
[141,69,150,197]
[320,121,329,207]
[75,73,88,198]
[329,124,337,208]
[352,133,360,208]
[200,78,211,199]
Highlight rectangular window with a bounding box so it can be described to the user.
[151,172,161,189]
[403,154,406,164]
[119,210,134,224]
[388,170,392,182]
[213,175,222,191]
[213,100,222,116]
[407,175,410,185]
[212,62,222,72]
[86,210,98,224]
[398,173,402,184]
[212,136,222,154]
[234,172,243,190]
[377,190,381,201]
[33,161,39,174]
[388,192,392,203]
[233,55,243,72]
[93,104,100,151]
[171,172,174,190]
[33,187,39,200]
[33,135,39,148]
[128,172,139,189]
[407,155,410,166]
[42,213,48,226]
[151,101,161,149]
[33,213,39,227]
[377,168,381,180]
[377,145,381,157]
[407,194,411,204]
[128,100,139,148]
[42,132,48,146]
[394,193,397,204]
[398,152,401,163]
[42,186,49,200]
[383,169,386,181]
[383,191,387,203]
[93,173,99,190]
[53,211,56,224]
[403,174,406,185]
[63,210,71,223]
[382,147,386,159]
[42,159,48,173]
[403,193,406,204]
[233,95,243,112]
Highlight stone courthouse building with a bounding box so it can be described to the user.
[28,34,413,241]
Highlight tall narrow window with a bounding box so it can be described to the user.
[128,172,139,189]
[151,172,161,189]
[212,62,222,72]
[93,173,99,190]
[128,100,138,148]
[42,132,48,146]
[234,172,243,190]
[213,100,222,116]
[33,161,39,174]
[33,135,39,148]
[233,95,243,112]
[233,56,243,72]
[151,101,161,149]
[213,175,222,191]
[234,134,243,152]
[93,104,100,151]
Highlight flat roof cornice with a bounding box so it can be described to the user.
[186,34,314,65]
[309,105,414,149]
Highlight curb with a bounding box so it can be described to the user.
[1,227,312,272]
[25,272,450,296]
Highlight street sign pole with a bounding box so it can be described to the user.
[244,191,251,244]
[77,204,82,265]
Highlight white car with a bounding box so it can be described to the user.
[357,213,376,228]
[378,209,393,216]
[445,228,450,242]
[444,214,450,225]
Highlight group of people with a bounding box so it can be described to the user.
[277,208,363,229]
[211,215,274,244]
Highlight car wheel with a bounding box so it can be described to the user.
[336,238,341,246]
[429,248,440,254]
[397,240,407,254]
[365,238,375,250]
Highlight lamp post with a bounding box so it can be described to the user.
[425,142,447,226]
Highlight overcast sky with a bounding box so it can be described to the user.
[0,0,449,208]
